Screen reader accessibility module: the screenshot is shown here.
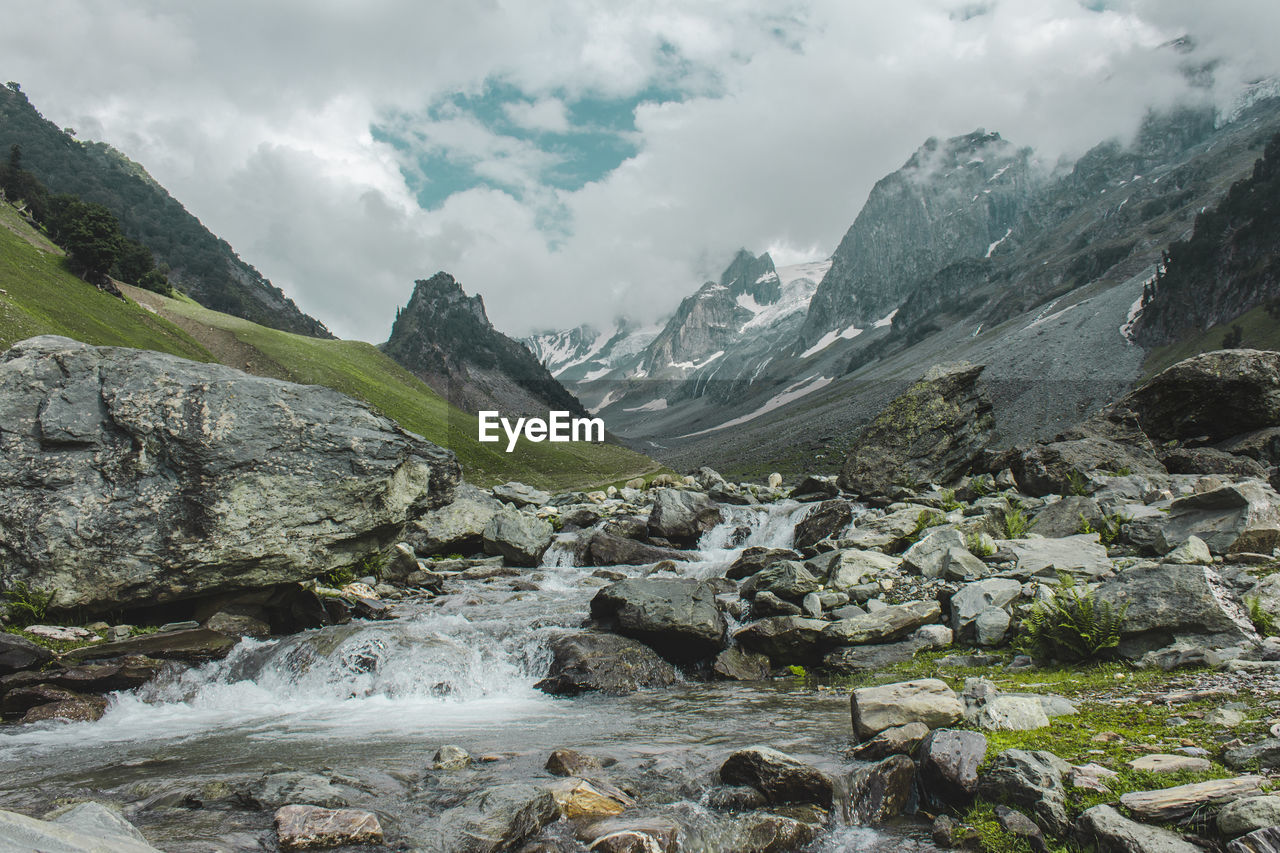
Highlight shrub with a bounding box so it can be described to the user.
[1019,572,1127,663]
[1001,500,1036,539]
[2,580,56,627]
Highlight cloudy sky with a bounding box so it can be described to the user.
[3,1,1277,341]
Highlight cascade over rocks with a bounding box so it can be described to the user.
[590,578,727,662]
[0,336,460,615]
[647,488,722,546]
[793,500,853,549]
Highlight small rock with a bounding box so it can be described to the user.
[546,748,606,777]
[719,746,834,807]
[851,679,964,740]
[1126,754,1211,773]
[275,804,382,850]
[848,722,929,762]
[712,647,773,681]
[1219,796,1280,838]
[432,745,472,770]
[1166,535,1213,565]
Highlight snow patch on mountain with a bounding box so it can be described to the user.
[681,375,834,436]
[800,324,863,358]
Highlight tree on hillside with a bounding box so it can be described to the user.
[55,200,124,282]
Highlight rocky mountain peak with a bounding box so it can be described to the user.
[719,249,780,305]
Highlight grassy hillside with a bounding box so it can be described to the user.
[1143,302,1280,378]
[0,200,658,490]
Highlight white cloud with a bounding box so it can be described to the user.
[1,1,1276,341]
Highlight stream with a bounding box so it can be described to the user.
[0,502,939,851]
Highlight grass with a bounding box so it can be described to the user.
[0,200,659,491]
[1143,301,1280,379]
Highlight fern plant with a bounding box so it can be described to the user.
[1001,500,1036,539]
[1018,572,1127,663]
[2,580,56,627]
[965,530,996,557]
[938,487,963,512]
[1065,469,1090,496]
[906,510,947,545]
[1247,596,1278,637]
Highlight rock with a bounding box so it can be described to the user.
[0,655,161,696]
[902,528,967,578]
[434,783,559,853]
[846,754,916,825]
[932,814,956,848]
[3,684,84,716]
[590,578,727,662]
[548,778,634,821]
[849,722,930,762]
[1096,563,1257,657]
[404,485,502,556]
[962,680,1051,732]
[1011,437,1165,498]
[794,500,854,549]
[841,505,934,550]
[64,628,236,663]
[274,804,382,850]
[790,475,839,502]
[247,772,360,810]
[546,748,606,778]
[719,746,834,807]
[822,637,930,673]
[823,601,941,646]
[974,607,1011,647]
[1069,763,1118,794]
[1127,754,1211,773]
[0,802,162,852]
[1224,738,1280,770]
[1123,349,1280,443]
[492,482,551,508]
[576,816,680,853]
[706,785,768,812]
[1163,447,1269,478]
[821,549,901,591]
[979,749,1070,832]
[1219,796,1280,837]
[733,616,829,663]
[994,806,1046,853]
[0,632,53,675]
[767,472,783,488]
[850,679,964,740]
[837,363,995,498]
[742,561,823,602]
[1165,535,1213,565]
[20,694,107,723]
[0,336,459,615]
[1031,497,1105,539]
[950,578,1022,642]
[751,591,803,618]
[204,608,272,639]
[432,745,472,770]
[725,547,800,580]
[711,647,773,681]
[534,632,677,696]
[1000,535,1113,578]
[647,488,721,546]
[585,531,693,567]
[917,729,987,808]
[25,625,98,643]
[726,812,817,851]
[1229,827,1280,853]
[1075,805,1200,853]
[482,507,554,567]
[1119,775,1264,822]
[1158,481,1280,555]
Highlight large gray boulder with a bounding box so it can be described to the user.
[1075,804,1201,853]
[950,578,1023,643]
[430,783,559,853]
[647,488,722,546]
[585,531,693,567]
[1123,349,1280,444]
[404,484,502,555]
[482,507,554,566]
[1157,481,1280,555]
[741,561,822,602]
[850,678,964,740]
[1010,436,1165,497]
[979,749,1070,832]
[733,616,829,663]
[0,336,460,615]
[918,729,987,808]
[823,601,941,646]
[794,500,854,549]
[1000,535,1112,578]
[0,802,161,853]
[838,363,995,498]
[534,632,677,696]
[590,578,727,661]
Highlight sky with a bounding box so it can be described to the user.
[3,1,1278,342]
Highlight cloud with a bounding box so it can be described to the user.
[1,1,1276,341]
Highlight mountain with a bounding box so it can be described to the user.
[0,83,332,338]
[384,272,589,418]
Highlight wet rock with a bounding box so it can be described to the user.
[274,804,382,850]
[823,601,941,646]
[790,475,839,502]
[2,683,85,716]
[1000,535,1112,578]
[1119,775,1264,822]
[979,749,1070,832]
[65,628,236,663]
[546,748,606,778]
[742,561,823,602]
[849,722,929,762]
[204,609,272,639]
[711,647,773,681]
[247,772,360,810]
[725,547,800,580]
[727,811,817,851]
[534,632,677,696]
[932,814,956,848]
[918,729,987,808]
[794,500,854,549]
[837,363,995,498]
[647,489,722,547]
[719,746,834,807]
[705,785,768,812]
[0,633,53,675]
[850,679,964,740]
[1158,481,1280,555]
[1075,804,1200,853]
[0,656,160,697]
[0,336,459,616]
[434,783,559,853]
[590,578,727,662]
[20,693,107,723]
[548,777,635,821]
[1218,796,1280,837]
[0,802,161,852]
[586,532,693,567]
[1229,827,1280,853]
[405,485,503,556]
[576,816,680,853]
[846,754,915,825]
[732,616,828,663]
[1124,349,1280,443]
[483,507,554,567]
[432,745,472,770]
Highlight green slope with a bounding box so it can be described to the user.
[0,201,658,490]
[1143,302,1280,379]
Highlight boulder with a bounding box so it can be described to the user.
[732,616,828,663]
[404,485,502,555]
[901,528,967,578]
[1010,437,1165,497]
[1127,754,1211,774]
[431,745,472,771]
[751,591,803,618]
[647,489,722,546]
[547,778,634,821]
[822,637,931,673]
[65,628,236,663]
[974,607,1012,647]
[1123,349,1280,443]
[534,632,677,696]
[950,578,1023,642]
[0,655,160,696]
[790,475,840,502]
[1096,563,1257,657]
[0,802,161,853]
[841,506,934,551]
[482,507,554,567]
[1157,481,1280,555]
[1218,797,1280,837]
[492,482,551,508]
[823,601,941,646]
[585,531,693,567]
[433,783,560,853]
[0,336,459,615]
[979,749,1070,832]
[849,722,930,762]
[1221,428,1280,465]
[725,547,800,580]
[1075,805,1201,853]
[1121,776,1265,823]
[794,500,854,549]
[961,679,1055,732]
[850,679,964,740]
[719,746,834,807]
[819,549,901,591]
[1000,535,1112,579]
[1031,497,1103,539]
[846,754,916,825]
[1224,739,1280,771]
[711,647,773,681]
[838,363,995,498]
[20,694,108,723]
[576,816,680,853]
[0,633,53,674]
[1162,447,1269,478]
[741,561,822,602]
[1165,535,1213,565]
[590,578,727,662]
[1229,827,1280,853]
[918,729,987,809]
[546,748,607,778]
[274,804,383,851]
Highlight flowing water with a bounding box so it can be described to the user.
[0,502,936,851]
